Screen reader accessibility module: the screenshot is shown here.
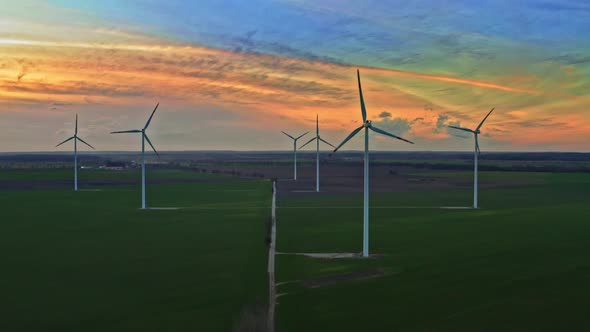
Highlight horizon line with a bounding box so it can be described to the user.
[1,150,589,154]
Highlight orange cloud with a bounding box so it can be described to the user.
[1,36,589,151]
[361,65,540,95]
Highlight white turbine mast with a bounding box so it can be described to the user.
[299,114,335,192]
[111,103,160,209]
[281,130,309,180]
[448,107,495,209]
[55,114,95,191]
[333,70,414,258]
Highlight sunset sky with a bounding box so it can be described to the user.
[1,0,589,152]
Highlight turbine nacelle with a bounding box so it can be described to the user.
[447,108,494,137]
[281,131,308,142]
[448,107,495,160]
[333,70,414,153]
[298,115,336,150]
[110,103,160,159]
[55,114,95,150]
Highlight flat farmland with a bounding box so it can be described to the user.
[0,170,270,331]
[275,172,590,331]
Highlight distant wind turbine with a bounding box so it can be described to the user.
[299,114,335,192]
[56,114,95,191]
[111,103,160,209]
[281,131,309,180]
[448,107,495,209]
[333,70,414,258]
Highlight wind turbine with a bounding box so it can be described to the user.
[299,114,335,192]
[281,131,309,180]
[448,107,495,209]
[111,103,160,209]
[333,70,414,258]
[55,114,95,191]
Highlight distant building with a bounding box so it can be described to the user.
[99,161,127,171]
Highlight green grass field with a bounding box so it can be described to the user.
[275,172,590,331]
[0,170,270,331]
[3,169,590,331]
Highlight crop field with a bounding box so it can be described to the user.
[275,172,590,331]
[2,164,590,332]
[0,169,270,331]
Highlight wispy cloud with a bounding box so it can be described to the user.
[0,0,589,151]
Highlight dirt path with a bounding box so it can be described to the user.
[267,180,277,332]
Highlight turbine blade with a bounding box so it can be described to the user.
[319,137,336,148]
[369,125,414,144]
[476,107,495,130]
[75,114,78,135]
[111,129,141,134]
[143,133,159,158]
[333,125,364,152]
[281,131,295,140]
[299,137,317,150]
[76,137,95,150]
[143,103,159,130]
[357,69,367,122]
[55,136,75,147]
[448,125,475,133]
[316,114,319,135]
[476,135,481,156]
[295,131,309,140]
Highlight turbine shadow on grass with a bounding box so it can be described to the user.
[276,252,385,259]
[301,268,389,289]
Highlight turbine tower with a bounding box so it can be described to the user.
[281,131,309,180]
[111,103,160,209]
[333,70,414,258]
[299,114,335,192]
[448,107,495,209]
[55,114,95,191]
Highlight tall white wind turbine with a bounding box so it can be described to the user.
[448,108,495,209]
[111,103,160,209]
[281,131,309,180]
[333,70,414,258]
[299,114,335,192]
[55,114,95,191]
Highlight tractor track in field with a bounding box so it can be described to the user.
[267,180,277,332]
